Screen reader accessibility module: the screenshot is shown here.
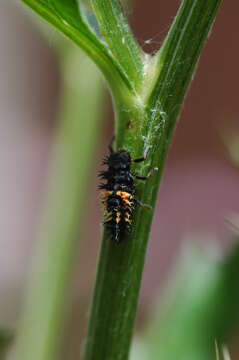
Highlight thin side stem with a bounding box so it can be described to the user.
[91,0,144,89]
[147,0,223,142]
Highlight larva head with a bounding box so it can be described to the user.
[108,150,131,172]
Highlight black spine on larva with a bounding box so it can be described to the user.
[99,149,135,243]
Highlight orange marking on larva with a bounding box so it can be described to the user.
[101,190,113,203]
[125,199,133,207]
[116,191,130,199]
[106,191,113,199]
[116,191,133,207]
[100,191,112,214]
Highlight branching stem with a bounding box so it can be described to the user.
[17,1,223,359]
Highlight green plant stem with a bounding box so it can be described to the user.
[148,0,222,141]
[84,1,222,359]
[15,47,104,360]
[91,0,144,89]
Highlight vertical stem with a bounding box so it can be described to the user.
[84,1,222,359]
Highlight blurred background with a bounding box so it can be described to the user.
[0,0,239,359]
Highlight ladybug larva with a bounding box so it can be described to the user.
[99,139,157,243]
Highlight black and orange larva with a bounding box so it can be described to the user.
[99,139,157,243]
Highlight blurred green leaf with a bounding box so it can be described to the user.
[130,240,239,360]
[15,41,105,360]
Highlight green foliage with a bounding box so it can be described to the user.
[131,242,239,360]
[18,1,223,360]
